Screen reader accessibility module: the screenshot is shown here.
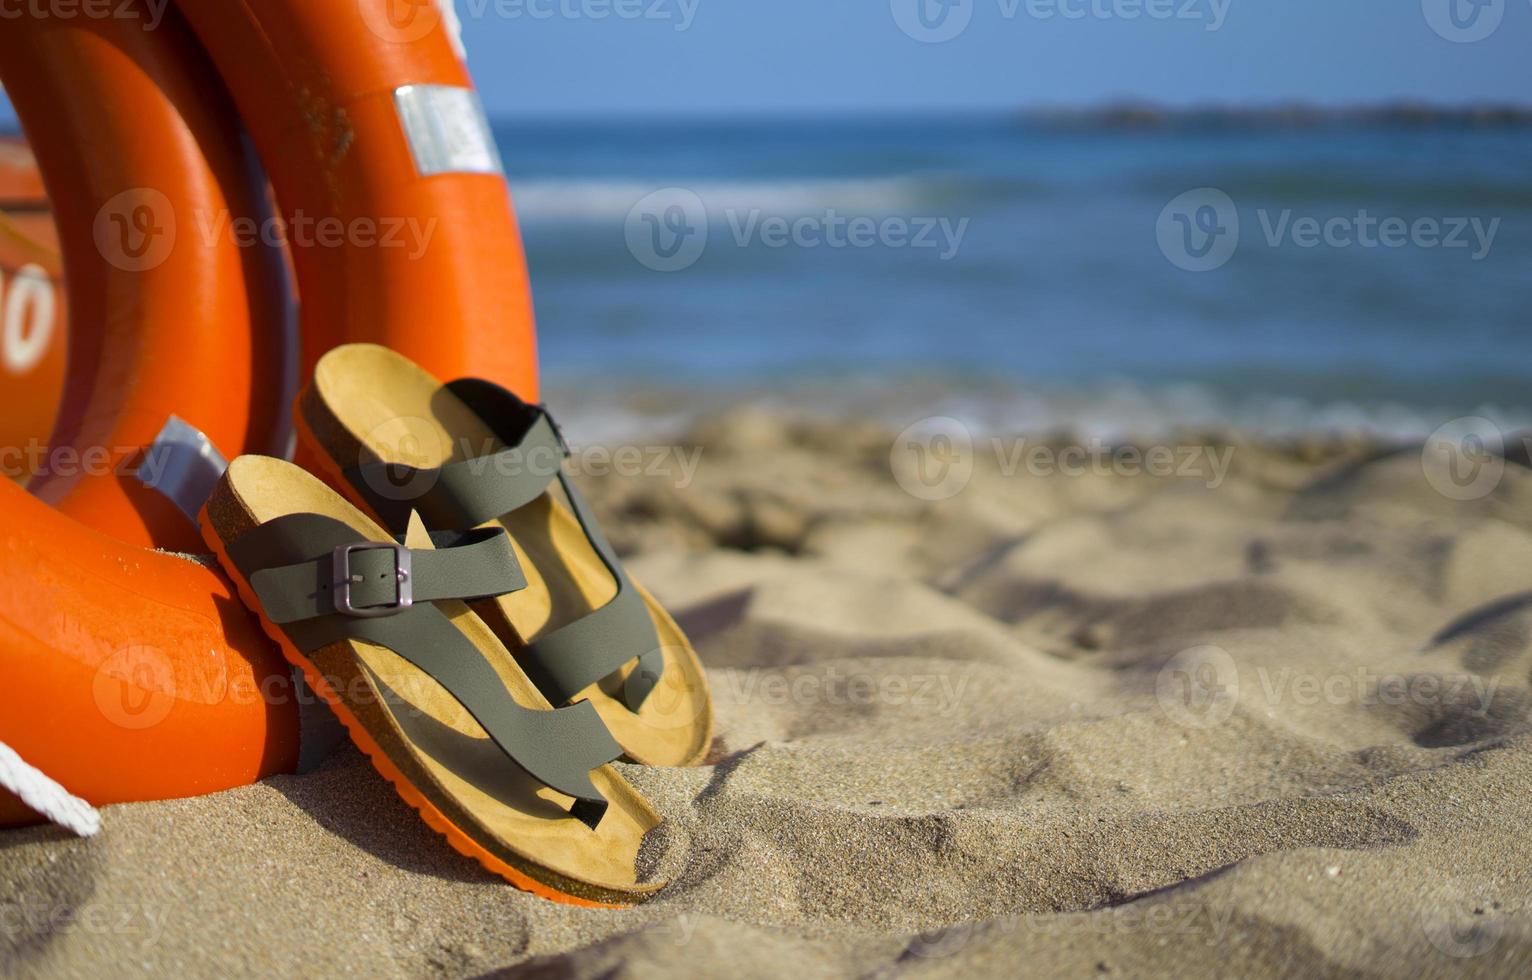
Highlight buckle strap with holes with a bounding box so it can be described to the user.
[333,541,412,617]
[237,522,526,625]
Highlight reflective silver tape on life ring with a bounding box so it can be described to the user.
[394,84,503,178]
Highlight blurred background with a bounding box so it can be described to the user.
[5,0,1530,440]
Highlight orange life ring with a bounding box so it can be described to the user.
[0,8,289,551]
[0,3,299,827]
[1,0,540,827]
[0,479,299,827]
[175,0,541,400]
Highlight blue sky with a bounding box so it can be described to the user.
[1,0,1526,124]
[456,0,1529,115]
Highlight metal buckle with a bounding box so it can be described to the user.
[332,542,413,618]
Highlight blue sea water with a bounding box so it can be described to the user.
[500,115,1532,436]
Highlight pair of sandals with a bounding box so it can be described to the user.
[200,344,712,907]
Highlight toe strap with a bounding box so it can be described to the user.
[519,567,664,710]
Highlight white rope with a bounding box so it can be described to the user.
[0,740,100,837]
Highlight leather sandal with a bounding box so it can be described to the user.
[201,455,666,906]
[295,344,713,768]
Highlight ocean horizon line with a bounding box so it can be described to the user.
[483,100,1532,129]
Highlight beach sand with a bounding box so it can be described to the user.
[3,408,1531,978]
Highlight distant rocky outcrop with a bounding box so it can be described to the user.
[1021,101,1532,129]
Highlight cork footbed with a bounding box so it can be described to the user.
[297,344,713,768]
[201,455,665,907]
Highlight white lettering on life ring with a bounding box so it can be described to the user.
[1,263,57,375]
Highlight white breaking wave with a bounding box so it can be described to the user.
[911,386,1532,444]
[510,177,933,223]
[544,378,1532,446]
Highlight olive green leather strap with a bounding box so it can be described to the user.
[516,473,665,709]
[344,408,564,534]
[341,378,666,713]
[247,526,524,624]
[225,513,619,826]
